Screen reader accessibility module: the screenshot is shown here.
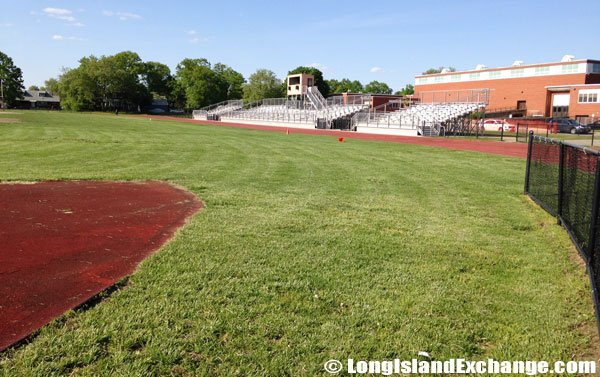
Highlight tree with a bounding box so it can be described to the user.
[28,85,40,91]
[286,66,330,97]
[214,63,245,100]
[174,58,228,109]
[143,61,173,98]
[57,63,100,111]
[104,51,151,108]
[422,67,456,75]
[57,51,152,111]
[327,78,363,94]
[243,69,283,103]
[364,81,393,95]
[44,78,59,95]
[394,84,414,96]
[0,51,25,108]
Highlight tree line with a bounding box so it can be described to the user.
[1,50,417,111]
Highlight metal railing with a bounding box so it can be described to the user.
[352,102,485,131]
[415,88,491,105]
[525,131,600,334]
[222,108,318,124]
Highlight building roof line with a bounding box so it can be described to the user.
[415,59,600,78]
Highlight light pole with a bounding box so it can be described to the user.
[0,78,3,109]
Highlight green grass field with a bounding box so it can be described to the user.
[0,111,596,376]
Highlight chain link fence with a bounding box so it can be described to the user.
[525,131,600,333]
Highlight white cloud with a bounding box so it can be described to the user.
[44,7,71,16]
[103,10,142,20]
[309,62,330,72]
[43,7,75,21]
[52,35,84,41]
[187,30,197,35]
[71,22,85,27]
[118,12,142,20]
[189,36,209,44]
[0,22,12,27]
[370,66,384,73]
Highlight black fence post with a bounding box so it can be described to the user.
[524,131,534,194]
[593,129,595,147]
[557,143,565,224]
[501,124,504,141]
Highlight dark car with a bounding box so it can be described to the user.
[547,118,591,134]
[588,121,600,130]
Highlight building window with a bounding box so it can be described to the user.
[418,77,428,84]
[562,64,579,74]
[578,93,599,103]
[469,72,480,80]
[592,64,600,74]
[434,76,444,82]
[511,68,525,77]
[535,66,550,75]
[489,71,501,79]
[451,74,461,81]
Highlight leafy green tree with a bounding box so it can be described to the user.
[0,51,25,108]
[286,66,330,97]
[174,58,228,109]
[143,61,173,98]
[214,63,245,100]
[44,78,59,95]
[327,78,363,94]
[57,63,100,111]
[422,67,456,75]
[28,85,40,91]
[365,81,393,95]
[394,84,414,96]
[243,69,283,103]
[105,51,151,108]
[57,51,152,111]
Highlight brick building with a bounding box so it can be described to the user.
[414,57,600,124]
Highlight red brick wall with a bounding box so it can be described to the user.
[570,85,600,121]
[414,73,589,116]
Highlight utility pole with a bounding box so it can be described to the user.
[0,78,4,110]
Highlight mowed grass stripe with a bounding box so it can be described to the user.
[0,111,595,376]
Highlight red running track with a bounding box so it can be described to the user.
[0,181,202,351]
[134,115,528,159]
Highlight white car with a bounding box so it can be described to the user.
[481,119,516,132]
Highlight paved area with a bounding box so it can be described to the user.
[0,181,202,351]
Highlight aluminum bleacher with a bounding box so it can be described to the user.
[194,88,490,137]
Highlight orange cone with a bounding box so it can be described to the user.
[286,128,290,135]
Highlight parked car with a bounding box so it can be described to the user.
[481,119,516,132]
[588,121,600,130]
[547,118,591,134]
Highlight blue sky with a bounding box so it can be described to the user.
[1,0,599,91]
